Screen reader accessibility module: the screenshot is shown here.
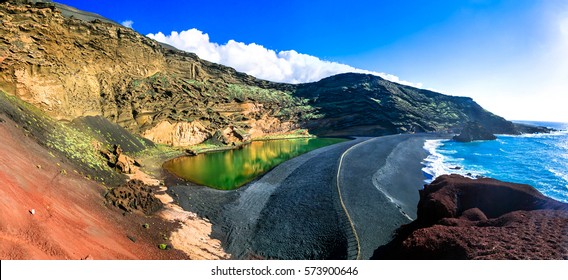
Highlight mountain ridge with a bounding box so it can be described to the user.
[295,73,519,136]
[0,0,545,148]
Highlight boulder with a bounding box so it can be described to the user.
[115,153,134,174]
[210,126,251,146]
[101,144,140,174]
[185,149,197,156]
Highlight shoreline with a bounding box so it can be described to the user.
[169,138,361,259]
[338,133,448,259]
[184,132,318,155]
[423,132,568,203]
[127,166,230,259]
[168,133,448,259]
[164,133,348,159]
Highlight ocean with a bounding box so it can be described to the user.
[422,121,568,203]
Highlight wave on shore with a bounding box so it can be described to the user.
[421,139,483,183]
[421,129,568,203]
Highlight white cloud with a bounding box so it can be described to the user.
[147,28,422,87]
[121,20,134,29]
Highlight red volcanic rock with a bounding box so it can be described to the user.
[373,174,568,259]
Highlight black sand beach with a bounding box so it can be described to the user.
[339,134,444,259]
[168,133,445,259]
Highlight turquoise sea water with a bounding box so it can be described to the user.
[422,121,568,203]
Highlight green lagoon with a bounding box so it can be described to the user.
[163,138,347,190]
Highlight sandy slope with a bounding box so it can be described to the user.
[0,115,186,259]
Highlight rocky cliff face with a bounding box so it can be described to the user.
[0,1,527,146]
[0,0,310,146]
[372,175,568,259]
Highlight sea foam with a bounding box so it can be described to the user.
[422,125,568,203]
[421,139,479,184]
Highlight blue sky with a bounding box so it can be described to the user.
[56,0,568,122]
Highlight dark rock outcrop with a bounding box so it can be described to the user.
[372,175,568,260]
[514,123,555,134]
[105,180,163,215]
[452,121,497,142]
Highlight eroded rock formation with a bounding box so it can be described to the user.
[101,144,140,174]
[0,1,533,146]
[372,175,568,259]
[105,179,163,215]
[0,1,309,146]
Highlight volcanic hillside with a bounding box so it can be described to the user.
[0,0,532,148]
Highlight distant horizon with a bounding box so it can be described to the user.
[510,120,568,130]
[54,0,568,123]
[512,120,568,123]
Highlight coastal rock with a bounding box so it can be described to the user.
[513,123,555,134]
[452,121,497,142]
[372,175,568,259]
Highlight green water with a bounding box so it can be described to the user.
[163,138,347,190]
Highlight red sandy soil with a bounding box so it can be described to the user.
[0,115,187,259]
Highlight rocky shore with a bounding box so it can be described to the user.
[372,174,568,259]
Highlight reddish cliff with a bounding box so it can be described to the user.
[373,174,568,259]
